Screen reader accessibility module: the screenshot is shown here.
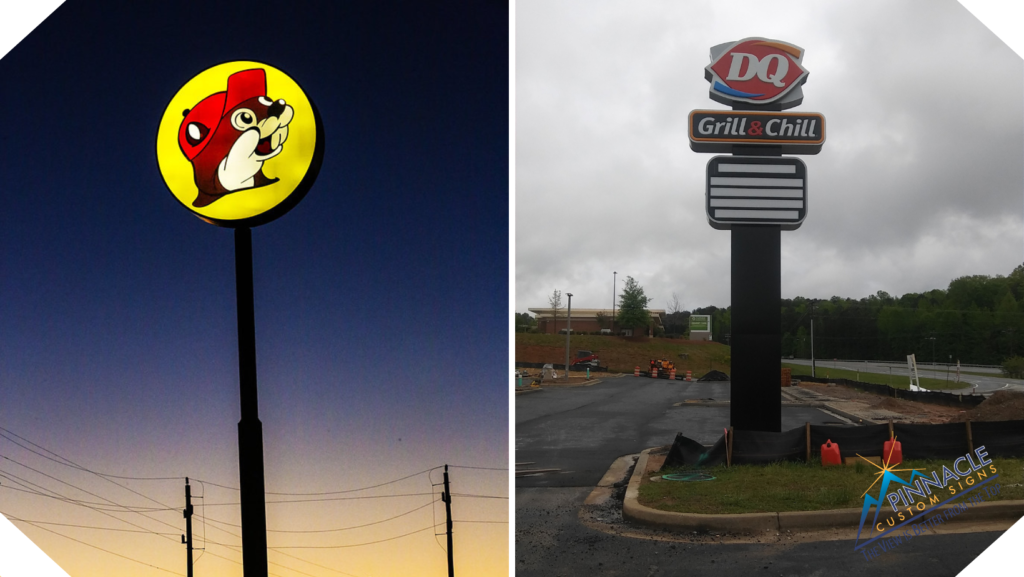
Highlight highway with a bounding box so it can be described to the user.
[784,358,1024,395]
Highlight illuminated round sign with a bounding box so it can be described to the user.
[156,61,324,227]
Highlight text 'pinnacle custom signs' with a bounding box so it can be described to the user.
[156,61,325,228]
[705,38,808,109]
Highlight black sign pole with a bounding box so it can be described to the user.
[730,221,782,432]
[235,226,269,577]
[729,109,784,432]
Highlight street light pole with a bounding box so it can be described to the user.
[565,293,573,378]
[810,299,816,378]
[612,272,617,336]
[927,336,936,368]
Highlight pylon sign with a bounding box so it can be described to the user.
[689,110,825,154]
[706,156,807,230]
[689,37,824,433]
[705,38,808,109]
[156,61,325,228]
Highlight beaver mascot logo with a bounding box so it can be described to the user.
[178,69,293,208]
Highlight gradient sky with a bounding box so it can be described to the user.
[516,0,1024,313]
[0,2,508,576]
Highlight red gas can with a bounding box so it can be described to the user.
[883,439,903,466]
[821,439,841,467]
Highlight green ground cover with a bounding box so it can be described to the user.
[782,363,964,391]
[639,458,1024,515]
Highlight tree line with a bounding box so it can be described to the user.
[519,267,1024,365]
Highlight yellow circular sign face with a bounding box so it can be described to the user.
[156,61,323,227]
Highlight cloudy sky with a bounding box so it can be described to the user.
[515,0,1024,314]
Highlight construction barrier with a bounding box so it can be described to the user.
[685,370,692,381]
[651,367,658,378]
[662,419,1024,469]
[669,368,676,380]
[634,366,640,377]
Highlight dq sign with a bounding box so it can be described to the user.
[157,61,324,227]
[705,38,808,107]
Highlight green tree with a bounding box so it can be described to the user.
[514,312,536,333]
[548,289,563,333]
[616,276,651,334]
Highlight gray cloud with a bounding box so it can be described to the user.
[515,0,1023,313]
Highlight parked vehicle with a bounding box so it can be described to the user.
[571,350,599,367]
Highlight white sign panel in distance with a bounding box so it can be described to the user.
[705,156,807,231]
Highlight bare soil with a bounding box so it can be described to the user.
[948,390,1024,422]
[796,381,964,424]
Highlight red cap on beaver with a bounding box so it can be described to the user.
[178,69,268,161]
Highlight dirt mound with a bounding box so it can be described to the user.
[697,370,729,382]
[949,390,1024,422]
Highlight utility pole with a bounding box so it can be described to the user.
[564,293,573,377]
[183,477,193,577]
[612,271,617,336]
[441,465,454,577]
[810,299,816,378]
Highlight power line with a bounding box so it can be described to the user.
[195,492,437,507]
[13,518,183,575]
[193,465,439,495]
[262,524,440,549]
[0,427,180,481]
[453,520,509,524]
[448,465,507,471]
[1,513,180,535]
[450,493,508,499]
[0,483,176,512]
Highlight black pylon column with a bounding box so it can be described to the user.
[730,224,782,432]
[235,227,268,577]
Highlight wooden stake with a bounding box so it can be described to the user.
[966,419,973,453]
[727,426,734,467]
[888,419,893,441]
[805,422,811,463]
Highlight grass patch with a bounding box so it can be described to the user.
[516,333,731,375]
[639,458,1024,515]
[782,362,964,391]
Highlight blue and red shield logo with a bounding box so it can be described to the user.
[705,38,808,106]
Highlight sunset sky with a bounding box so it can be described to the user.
[0,2,508,576]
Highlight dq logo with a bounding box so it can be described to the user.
[705,38,808,106]
[157,61,324,227]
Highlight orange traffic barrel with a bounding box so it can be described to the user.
[634,366,640,377]
[821,439,842,467]
[883,438,903,466]
[669,368,676,380]
[685,370,692,381]
[651,367,658,378]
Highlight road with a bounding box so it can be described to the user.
[785,358,1024,394]
[516,376,841,488]
[515,375,1004,576]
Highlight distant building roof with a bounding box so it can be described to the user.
[527,308,666,327]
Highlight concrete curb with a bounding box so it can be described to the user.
[621,447,1024,534]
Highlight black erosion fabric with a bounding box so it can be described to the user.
[893,423,969,460]
[970,420,1024,458]
[663,432,710,468]
[731,427,805,464]
[660,420,1024,470]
